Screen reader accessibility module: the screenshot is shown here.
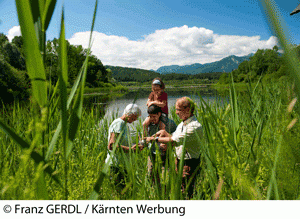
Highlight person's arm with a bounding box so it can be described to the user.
[148,100,166,108]
[131,143,144,151]
[146,93,154,106]
[108,132,131,152]
[144,129,173,144]
[146,98,151,106]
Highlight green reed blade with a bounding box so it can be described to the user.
[58,7,69,200]
[31,151,61,185]
[42,0,57,31]
[0,120,30,149]
[67,59,87,107]
[0,120,61,185]
[46,1,98,161]
[58,9,68,89]
[29,0,41,23]
[57,8,68,152]
[46,121,61,161]
[89,128,122,200]
[67,0,97,158]
[49,78,59,103]
[15,0,47,108]
[46,60,87,161]
[266,134,283,200]
[173,135,187,200]
[66,69,85,158]
[230,73,240,133]
[198,94,223,157]
[262,0,300,115]
[198,102,216,163]
[36,164,49,200]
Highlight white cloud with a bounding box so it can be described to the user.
[67,25,278,70]
[7,26,21,41]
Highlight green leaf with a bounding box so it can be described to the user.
[66,82,84,158]
[262,0,300,115]
[43,0,57,30]
[45,59,87,161]
[15,0,47,108]
[58,8,69,150]
[31,151,61,185]
[0,119,61,185]
[36,165,50,200]
[29,0,40,23]
[0,119,30,149]
[58,9,68,87]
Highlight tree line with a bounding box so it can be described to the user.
[0,33,111,104]
[218,45,300,84]
[108,65,224,83]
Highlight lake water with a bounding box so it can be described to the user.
[87,87,228,138]
[102,88,227,121]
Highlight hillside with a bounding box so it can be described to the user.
[105,65,160,82]
[105,54,254,82]
[156,54,253,74]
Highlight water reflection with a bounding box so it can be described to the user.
[103,88,227,121]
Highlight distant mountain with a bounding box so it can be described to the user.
[105,53,254,82]
[156,54,253,75]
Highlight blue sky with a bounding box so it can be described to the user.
[0,0,300,70]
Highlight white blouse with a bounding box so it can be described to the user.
[171,116,203,160]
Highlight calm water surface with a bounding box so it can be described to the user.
[103,89,227,121]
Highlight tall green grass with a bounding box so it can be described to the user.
[0,0,300,200]
[0,0,98,200]
[1,78,299,200]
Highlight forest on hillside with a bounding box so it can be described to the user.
[218,45,300,84]
[108,45,300,85]
[108,65,224,83]
[0,33,111,104]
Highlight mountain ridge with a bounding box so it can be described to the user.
[156,53,253,74]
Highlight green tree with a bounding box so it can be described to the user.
[12,36,24,55]
[0,59,29,103]
[218,73,229,84]
[249,49,268,75]
[44,38,110,87]
[2,42,26,70]
[238,60,250,75]
[0,33,8,48]
[264,46,280,74]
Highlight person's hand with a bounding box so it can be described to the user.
[131,144,136,150]
[155,129,172,138]
[148,101,154,107]
[144,136,154,143]
[131,144,144,151]
[153,130,165,137]
[138,144,144,151]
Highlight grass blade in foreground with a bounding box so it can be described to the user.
[262,0,300,114]
[58,8,69,200]
[0,119,61,185]
[67,0,98,158]
[42,0,57,31]
[15,0,47,108]
[46,1,98,161]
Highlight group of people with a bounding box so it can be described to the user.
[105,78,203,197]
